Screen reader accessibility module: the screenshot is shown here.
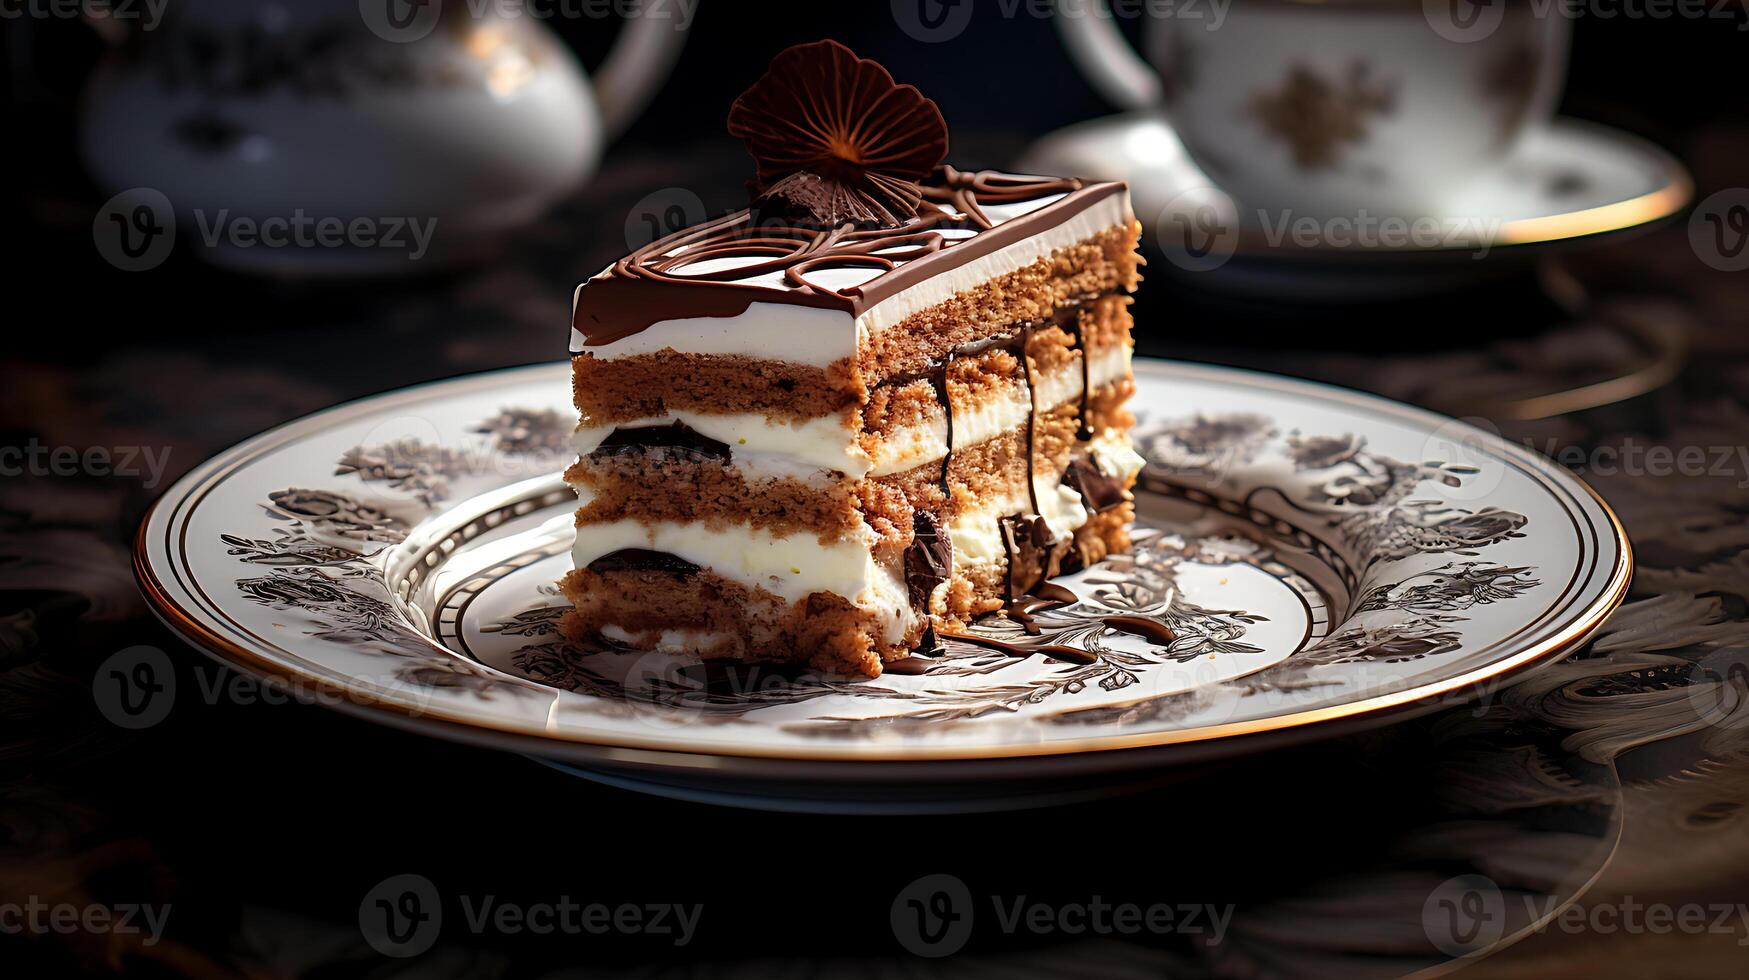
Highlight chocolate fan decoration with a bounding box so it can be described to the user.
[727,40,951,228]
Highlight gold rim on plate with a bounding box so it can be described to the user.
[134,361,1633,765]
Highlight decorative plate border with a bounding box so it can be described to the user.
[135,361,1632,762]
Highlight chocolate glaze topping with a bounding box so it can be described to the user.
[570,169,1124,350]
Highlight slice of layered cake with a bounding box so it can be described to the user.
[562,41,1144,677]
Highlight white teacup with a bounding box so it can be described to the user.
[1056,0,1572,219]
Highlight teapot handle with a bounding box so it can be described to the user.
[1053,0,1159,109]
[592,6,691,139]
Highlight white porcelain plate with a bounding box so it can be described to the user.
[137,361,1629,812]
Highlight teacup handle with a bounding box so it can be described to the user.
[590,6,692,138]
[1053,0,1160,108]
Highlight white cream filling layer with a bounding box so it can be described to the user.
[573,342,1135,487]
[572,519,881,606]
[947,496,1025,565]
[570,299,856,368]
[867,382,1030,479]
[577,431,1141,628]
[1091,431,1148,485]
[945,437,1144,566]
[572,410,868,476]
[577,521,920,644]
[868,343,1133,477]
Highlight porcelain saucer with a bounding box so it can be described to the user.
[1019,114,1691,299]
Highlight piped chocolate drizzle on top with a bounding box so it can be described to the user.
[571,169,1123,350]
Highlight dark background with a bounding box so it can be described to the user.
[5,3,1744,361]
[3,2,1747,977]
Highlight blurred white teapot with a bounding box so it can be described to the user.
[81,0,689,275]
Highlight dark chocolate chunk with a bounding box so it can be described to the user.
[595,421,731,460]
[903,510,953,608]
[998,513,1071,601]
[586,549,700,575]
[1063,456,1127,514]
